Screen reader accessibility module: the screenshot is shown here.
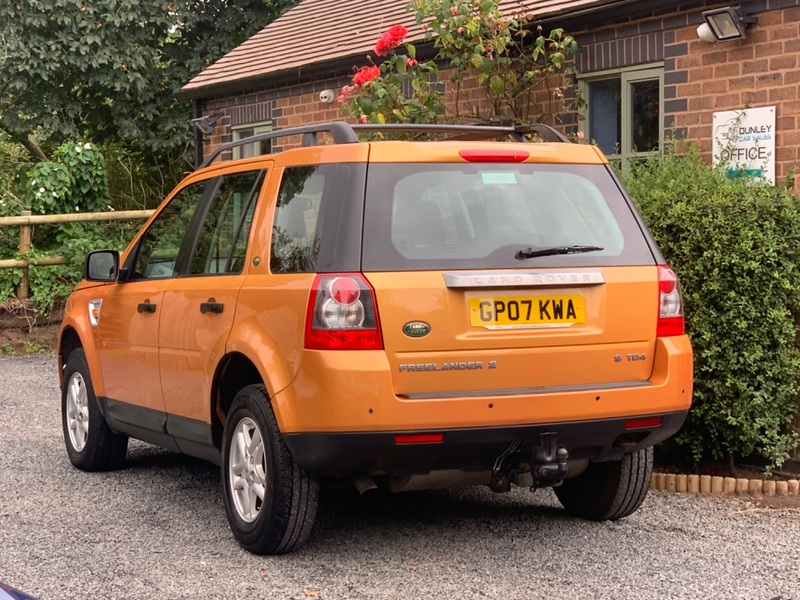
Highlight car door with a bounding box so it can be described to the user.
[158,168,267,451]
[96,179,210,430]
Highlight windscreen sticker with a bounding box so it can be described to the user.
[481,172,517,185]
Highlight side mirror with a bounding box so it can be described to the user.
[85,250,120,282]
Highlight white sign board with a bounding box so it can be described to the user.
[712,106,775,185]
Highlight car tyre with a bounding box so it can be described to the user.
[554,447,653,521]
[62,348,128,471]
[221,384,319,554]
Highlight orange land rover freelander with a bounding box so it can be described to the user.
[58,122,693,554]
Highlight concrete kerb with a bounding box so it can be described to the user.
[651,473,800,498]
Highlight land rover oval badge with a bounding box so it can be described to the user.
[403,321,431,338]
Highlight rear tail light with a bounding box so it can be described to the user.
[304,274,384,350]
[657,265,685,337]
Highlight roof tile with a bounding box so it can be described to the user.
[182,0,616,96]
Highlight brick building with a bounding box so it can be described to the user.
[179,0,799,189]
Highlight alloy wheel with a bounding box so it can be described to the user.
[228,417,267,523]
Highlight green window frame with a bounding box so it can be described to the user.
[578,65,664,169]
[232,121,273,160]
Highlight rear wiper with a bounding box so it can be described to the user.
[515,245,604,260]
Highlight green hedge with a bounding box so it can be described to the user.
[622,148,800,468]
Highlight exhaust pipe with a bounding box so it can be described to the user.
[352,474,379,496]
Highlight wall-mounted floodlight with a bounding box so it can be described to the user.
[191,111,223,135]
[701,6,758,41]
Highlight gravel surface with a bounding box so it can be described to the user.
[1,354,799,600]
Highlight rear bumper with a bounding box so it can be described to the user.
[283,410,688,477]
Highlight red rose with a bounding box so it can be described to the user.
[374,24,409,56]
[387,25,408,41]
[405,58,418,67]
[353,65,381,87]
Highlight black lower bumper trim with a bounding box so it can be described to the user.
[283,411,688,477]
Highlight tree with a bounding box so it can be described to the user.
[0,0,296,162]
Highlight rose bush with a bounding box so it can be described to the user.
[340,0,581,127]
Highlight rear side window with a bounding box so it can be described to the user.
[269,164,367,274]
[362,163,655,271]
[271,166,325,273]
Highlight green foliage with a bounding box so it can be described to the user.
[341,0,581,126]
[1,141,138,314]
[0,0,296,156]
[21,340,47,354]
[622,147,800,468]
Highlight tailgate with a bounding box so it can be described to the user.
[367,266,659,396]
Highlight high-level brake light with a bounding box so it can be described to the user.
[458,149,529,163]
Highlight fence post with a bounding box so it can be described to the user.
[17,210,31,301]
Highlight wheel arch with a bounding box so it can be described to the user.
[57,320,104,396]
[212,353,261,451]
[211,351,298,451]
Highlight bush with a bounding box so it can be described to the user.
[622,147,800,468]
[1,142,139,314]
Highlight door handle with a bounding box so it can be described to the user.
[137,302,157,314]
[200,302,224,314]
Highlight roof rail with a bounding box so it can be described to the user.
[198,121,571,169]
[351,123,526,142]
[199,122,359,168]
[351,122,571,143]
[515,124,571,143]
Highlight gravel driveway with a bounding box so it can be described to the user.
[1,354,799,600]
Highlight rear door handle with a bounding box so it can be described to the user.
[137,302,157,314]
[200,302,224,314]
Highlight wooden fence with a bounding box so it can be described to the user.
[0,209,154,301]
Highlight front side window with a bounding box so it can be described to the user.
[132,182,208,279]
[189,170,263,275]
[580,66,663,166]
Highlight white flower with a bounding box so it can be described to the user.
[75,146,82,153]
[75,206,80,212]
[31,179,36,185]
[83,143,91,150]
[38,187,45,193]
[52,192,58,197]
[36,192,42,197]
[107,205,115,212]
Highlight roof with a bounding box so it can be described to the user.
[180,0,621,99]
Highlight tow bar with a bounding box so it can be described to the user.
[531,432,569,488]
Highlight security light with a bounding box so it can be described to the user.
[701,6,758,41]
[191,112,222,135]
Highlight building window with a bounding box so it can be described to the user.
[579,65,664,166]
[232,122,273,159]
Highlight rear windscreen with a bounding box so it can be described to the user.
[362,163,656,271]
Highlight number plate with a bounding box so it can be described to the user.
[469,295,585,328]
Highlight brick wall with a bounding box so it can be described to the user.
[197,70,576,161]
[664,3,800,190]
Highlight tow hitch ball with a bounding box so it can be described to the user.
[532,433,569,485]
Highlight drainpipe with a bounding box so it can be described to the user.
[192,100,204,168]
